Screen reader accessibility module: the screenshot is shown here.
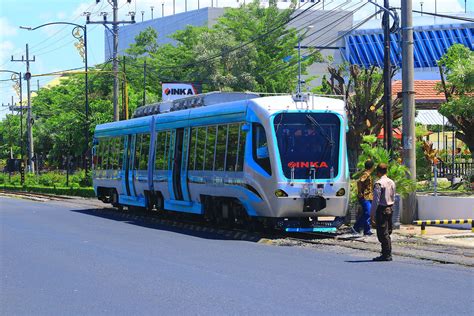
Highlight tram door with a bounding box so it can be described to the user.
[172,129,184,200]
[124,134,136,197]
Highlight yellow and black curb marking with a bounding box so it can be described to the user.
[413,219,473,235]
[98,208,262,242]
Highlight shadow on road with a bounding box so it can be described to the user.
[70,207,262,242]
[344,260,377,263]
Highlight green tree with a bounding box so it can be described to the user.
[437,44,474,158]
[126,27,159,57]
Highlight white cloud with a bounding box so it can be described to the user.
[0,18,17,40]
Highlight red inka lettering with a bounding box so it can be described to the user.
[287,161,329,168]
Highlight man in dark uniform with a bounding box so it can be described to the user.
[370,163,396,261]
[352,160,374,235]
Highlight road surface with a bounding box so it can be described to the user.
[1,196,473,315]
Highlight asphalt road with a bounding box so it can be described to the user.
[1,196,473,315]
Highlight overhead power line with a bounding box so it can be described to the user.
[408,10,474,22]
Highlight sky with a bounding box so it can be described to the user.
[0,0,472,120]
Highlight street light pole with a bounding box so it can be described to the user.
[20,22,90,176]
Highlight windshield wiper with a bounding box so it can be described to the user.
[306,114,334,146]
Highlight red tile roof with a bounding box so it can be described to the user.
[392,80,446,101]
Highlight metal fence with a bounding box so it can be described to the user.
[436,161,474,178]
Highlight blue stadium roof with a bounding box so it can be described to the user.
[345,23,474,69]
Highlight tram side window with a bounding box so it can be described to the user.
[205,126,217,170]
[252,123,271,175]
[155,131,170,171]
[110,136,123,170]
[103,137,111,170]
[226,124,239,171]
[117,136,124,169]
[109,137,117,170]
[236,123,246,171]
[188,128,197,170]
[140,134,150,170]
[167,131,174,170]
[134,133,150,170]
[215,124,228,171]
[155,131,165,170]
[195,127,206,171]
[134,134,142,170]
[95,140,103,170]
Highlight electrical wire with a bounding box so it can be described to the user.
[258,9,382,80]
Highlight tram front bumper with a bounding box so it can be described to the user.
[268,196,348,218]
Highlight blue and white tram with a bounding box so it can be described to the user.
[92,92,350,229]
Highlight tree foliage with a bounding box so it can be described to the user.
[354,135,416,198]
[437,44,474,157]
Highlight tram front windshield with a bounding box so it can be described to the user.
[273,113,341,180]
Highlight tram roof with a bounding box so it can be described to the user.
[95,93,346,137]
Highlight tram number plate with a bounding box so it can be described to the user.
[303,197,327,212]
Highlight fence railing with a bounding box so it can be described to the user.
[436,161,474,178]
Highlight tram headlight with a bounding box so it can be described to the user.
[274,189,288,197]
[336,188,346,196]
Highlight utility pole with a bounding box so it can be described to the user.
[12,44,35,173]
[383,0,393,153]
[151,6,154,19]
[401,0,416,224]
[141,11,144,22]
[87,0,135,121]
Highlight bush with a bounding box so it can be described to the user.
[1,170,92,188]
[353,135,416,198]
